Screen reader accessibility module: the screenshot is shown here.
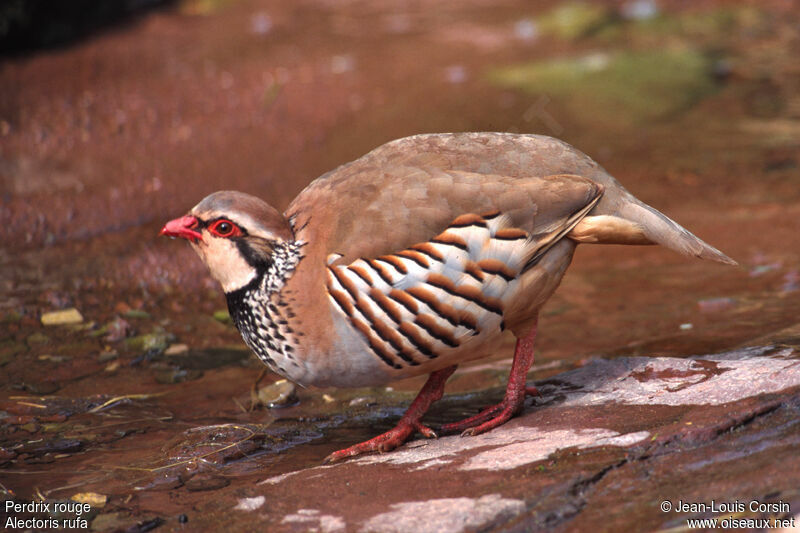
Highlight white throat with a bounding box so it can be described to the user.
[193,239,257,293]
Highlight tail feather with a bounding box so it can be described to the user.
[621,202,737,265]
[569,192,737,266]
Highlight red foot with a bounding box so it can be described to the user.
[442,321,539,437]
[324,419,436,463]
[441,387,540,436]
[324,320,541,461]
[324,366,457,463]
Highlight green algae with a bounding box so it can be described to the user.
[488,48,718,125]
[536,2,615,40]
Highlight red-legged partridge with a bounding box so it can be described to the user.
[161,133,735,462]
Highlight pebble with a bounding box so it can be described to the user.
[621,0,659,21]
[38,354,70,363]
[164,343,189,356]
[104,317,132,342]
[213,310,232,324]
[445,65,467,84]
[26,332,50,346]
[348,396,377,407]
[123,309,151,319]
[514,19,539,41]
[250,12,272,35]
[41,308,84,326]
[750,263,780,276]
[257,379,298,408]
[124,330,174,355]
[71,492,107,508]
[98,351,118,362]
[234,496,265,511]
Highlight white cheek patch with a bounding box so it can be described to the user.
[194,237,257,292]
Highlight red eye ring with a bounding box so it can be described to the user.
[209,219,241,238]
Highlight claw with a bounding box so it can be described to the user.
[416,424,438,439]
[442,322,540,437]
[323,450,351,464]
[324,322,541,461]
[324,366,457,462]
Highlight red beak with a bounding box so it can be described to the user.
[160,215,203,242]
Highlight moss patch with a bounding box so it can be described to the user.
[535,3,768,45]
[488,49,718,125]
[629,6,768,42]
[536,2,615,40]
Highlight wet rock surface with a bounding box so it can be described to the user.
[2,0,800,531]
[251,347,800,532]
[3,344,799,531]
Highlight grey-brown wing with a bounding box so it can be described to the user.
[289,165,602,263]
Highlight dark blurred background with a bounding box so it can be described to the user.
[0,0,171,54]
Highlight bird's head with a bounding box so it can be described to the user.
[160,191,294,293]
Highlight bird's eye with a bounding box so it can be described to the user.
[209,219,240,238]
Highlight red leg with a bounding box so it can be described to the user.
[324,365,457,463]
[441,320,538,436]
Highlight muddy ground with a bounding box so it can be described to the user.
[1,0,800,531]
